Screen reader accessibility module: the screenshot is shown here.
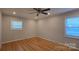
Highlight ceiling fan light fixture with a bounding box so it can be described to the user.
[47,13,50,15]
[13,11,16,15]
[33,8,51,16]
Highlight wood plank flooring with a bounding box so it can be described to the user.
[0,37,78,51]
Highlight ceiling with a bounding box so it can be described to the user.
[0,8,77,19]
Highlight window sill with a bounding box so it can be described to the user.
[64,35,79,39]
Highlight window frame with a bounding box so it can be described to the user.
[65,17,79,39]
[11,20,23,30]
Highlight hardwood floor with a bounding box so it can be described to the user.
[0,37,78,51]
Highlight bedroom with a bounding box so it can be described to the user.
[0,8,79,51]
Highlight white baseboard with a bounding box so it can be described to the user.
[2,38,24,44]
[37,36,79,50]
[2,36,36,44]
[1,36,79,50]
[37,36,66,45]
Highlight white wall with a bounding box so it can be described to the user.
[0,11,2,48]
[37,15,65,43]
[2,15,37,43]
[36,9,79,48]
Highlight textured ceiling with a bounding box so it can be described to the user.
[0,8,77,19]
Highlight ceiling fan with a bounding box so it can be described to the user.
[30,8,51,16]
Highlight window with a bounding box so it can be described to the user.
[65,17,79,38]
[11,20,23,30]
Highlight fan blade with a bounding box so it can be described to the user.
[33,8,39,11]
[33,8,41,12]
[42,12,48,15]
[42,8,50,11]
